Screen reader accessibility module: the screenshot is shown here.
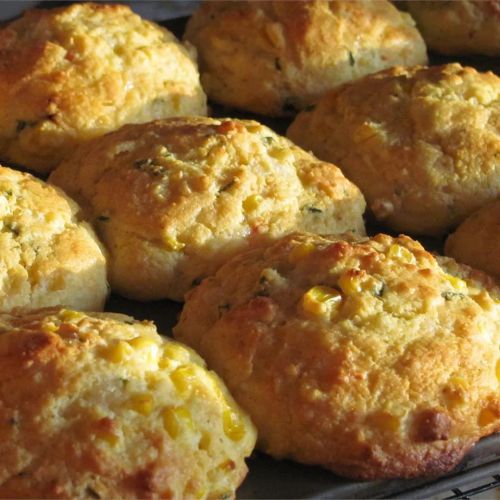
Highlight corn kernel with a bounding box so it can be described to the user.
[163,235,185,252]
[170,365,198,397]
[58,309,83,322]
[387,244,416,264]
[478,408,497,427]
[243,195,263,212]
[223,409,246,441]
[301,286,342,317]
[368,411,400,433]
[129,393,154,416]
[268,147,289,162]
[218,459,236,472]
[337,273,363,295]
[198,432,211,450]
[127,336,159,364]
[96,431,119,447]
[41,320,59,334]
[289,242,315,264]
[105,340,133,363]
[162,407,193,439]
[444,274,467,292]
[160,343,190,369]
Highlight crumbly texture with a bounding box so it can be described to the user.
[185,0,427,116]
[445,199,500,280]
[0,307,256,499]
[174,232,500,480]
[50,117,365,302]
[0,3,207,173]
[405,0,500,57]
[0,165,107,313]
[288,64,500,236]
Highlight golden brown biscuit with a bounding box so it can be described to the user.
[50,117,366,302]
[288,64,500,236]
[0,3,207,173]
[185,0,427,116]
[174,232,500,480]
[0,307,256,499]
[445,199,500,280]
[405,0,500,57]
[0,165,107,312]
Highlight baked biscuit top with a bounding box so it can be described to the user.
[175,232,500,479]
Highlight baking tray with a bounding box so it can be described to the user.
[4,2,499,498]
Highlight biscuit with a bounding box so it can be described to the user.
[0,307,256,499]
[445,199,500,280]
[0,3,207,174]
[405,1,500,57]
[0,165,107,312]
[184,0,427,116]
[288,64,500,236]
[174,232,500,480]
[50,117,366,302]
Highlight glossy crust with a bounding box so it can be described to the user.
[50,117,366,302]
[185,0,427,116]
[0,3,207,173]
[0,307,256,499]
[288,64,500,236]
[174,232,500,480]
[405,0,500,56]
[445,199,500,280]
[0,165,107,312]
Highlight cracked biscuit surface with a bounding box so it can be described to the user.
[445,199,500,280]
[50,116,365,302]
[288,64,500,236]
[0,165,107,313]
[174,232,500,480]
[0,2,207,173]
[0,307,256,499]
[405,0,500,57]
[185,0,427,116]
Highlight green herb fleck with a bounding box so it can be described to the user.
[304,206,323,214]
[274,58,282,71]
[191,276,204,287]
[5,222,20,236]
[124,320,134,325]
[304,104,316,112]
[134,158,166,176]
[348,51,355,66]
[218,303,230,317]
[97,215,110,222]
[442,291,465,301]
[263,136,274,145]
[282,98,296,114]
[373,283,385,298]
[219,180,235,193]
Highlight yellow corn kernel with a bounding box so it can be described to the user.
[160,343,191,369]
[243,194,263,212]
[162,407,193,439]
[337,273,363,295]
[170,365,198,397]
[289,242,315,264]
[198,432,211,451]
[223,409,246,442]
[41,320,59,334]
[129,393,154,416]
[218,459,236,472]
[387,244,416,264]
[58,309,83,322]
[444,274,467,292]
[301,286,342,317]
[96,431,119,447]
[163,235,185,252]
[368,411,400,433]
[478,408,497,427]
[268,147,290,162]
[496,360,500,382]
[105,340,133,363]
[128,336,157,350]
